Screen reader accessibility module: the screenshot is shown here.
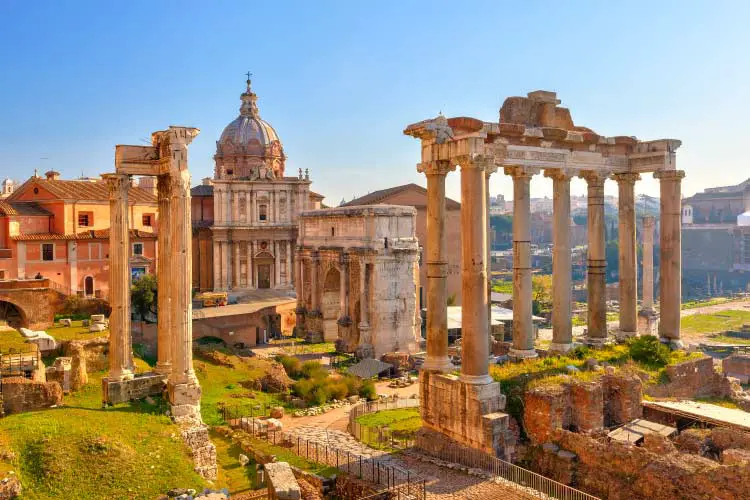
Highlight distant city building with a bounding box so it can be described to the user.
[0,170,157,297]
[682,178,750,295]
[1,178,15,199]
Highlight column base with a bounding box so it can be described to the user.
[421,355,455,373]
[508,348,538,360]
[154,362,171,377]
[548,342,574,354]
[659,337,684,350]
[584,337,611,347]
[460,373,495,385]
[168,378,203,425]
[615,330,638,341]
[638,310,659,335]
[107,370,135,382]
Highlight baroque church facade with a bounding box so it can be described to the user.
[192,78,323,292]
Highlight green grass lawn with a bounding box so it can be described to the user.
[232,431,337,478]
[210,429,257,495]
[193,349,286,426]
[681,297,732,310]
[0,368,203,500]
[355,408,421,431]
[681,310,750,335]
[277,342,337,355]
[0,321,109,353]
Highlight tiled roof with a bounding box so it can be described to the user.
[9,178,156,203]
[11,228,157,241]
[342,183,460,209]
[0,201,52,217]
[347,358,393,379]
[191,184,214,197]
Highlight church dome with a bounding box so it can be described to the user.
[215,77,286,179]
[215,77,284,159]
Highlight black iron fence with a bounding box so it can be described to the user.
[348,398,421,451]
[230,412,426,499]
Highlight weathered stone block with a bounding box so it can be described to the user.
[102,372,165,405]
[570,381,604,433]
[2,377,63,415]
[722,354,750,384]
[266,462,301,500]
[603,371,642,426]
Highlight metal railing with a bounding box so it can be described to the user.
[220,402,271,422]
[421,440,600,500]
[229,413,426,498]
[349,398,421,450]
[0,346,41,395]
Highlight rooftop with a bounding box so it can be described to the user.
[342,183,460,210]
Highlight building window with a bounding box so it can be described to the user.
[142,214,152,227]
[259,204,268,221]
[133,242,144,256]
[78,212,91,227]
[84,276,94,297]
[0,270,5,280]
[42,243,54,261]
[331,227,335,237]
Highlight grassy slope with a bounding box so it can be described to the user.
[0,321,109,352]
[355,408,421,432]
[0,365,203,500]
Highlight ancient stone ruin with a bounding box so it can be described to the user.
[404,90,685,458]
[101,126,216,479]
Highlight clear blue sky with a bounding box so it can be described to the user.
[1,1,748,204]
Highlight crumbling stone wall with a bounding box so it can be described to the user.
[1,377,62,415]
[180,424,218,481]
[45,357,72,392]
[332,473,379,500]
[603,370,643,426]
[647,357,733,399]
[569,381,603,433]
[63,337,108,373]
[523,385,571,443]
[722,354,750,383]
[534,429,750,500]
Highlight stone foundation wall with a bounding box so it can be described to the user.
[722,354,750,383]
[523,385,571,443]
[603,370,643,426]
[180,424,218,481]
[533,429,750,500]
[646,357,734,399]
[102,372,166,405]
[1,377,63,415]
[419,371,513,458]
[331,473,379,500]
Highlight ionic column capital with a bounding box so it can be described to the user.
[653,169,686,181]
[612,172,641,185]
[543,168,577,182]
[579,169,609,187]
[417,160,455,176]
[456,154,498,171]
[504,165,538,179]
[103,173,131,197]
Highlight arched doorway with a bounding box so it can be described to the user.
[322,267,340,342]
[0,300,24,329]
[84,276,94,297]
[255,251,274,289]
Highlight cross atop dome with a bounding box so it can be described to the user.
[240,72,259,117]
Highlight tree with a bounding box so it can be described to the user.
[531,275,553,315]
[131,274,157,332]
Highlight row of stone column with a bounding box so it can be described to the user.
[420,162,685,375]
[506,168,685,355]
[213,239,293,290]
[215,188,295,225]
[105,171,197,386]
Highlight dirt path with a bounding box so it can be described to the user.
[680,299,750,317]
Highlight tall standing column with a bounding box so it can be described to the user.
[212,240,221,291]
[506,166,538,359]
[459,156,492,383]
[417,160,455,373]
[246,242,253,289]
[485,167,496,351]
[641,216,656,312]
[546,170,574,353]
[582,171,608,344]
[234,242,241,289]
[286,242,292,287]
[339,254,349,320]
[615,173,640,338]
[169,170,199,388]
[359,260,372,346]
[274,241,281,288]
[311,252,320,313]
[155,174,173,375]
[105,173,134,381]
[654,170,685,347]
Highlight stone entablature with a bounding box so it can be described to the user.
[296,205,420,357]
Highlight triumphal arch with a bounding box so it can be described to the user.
[405,90,683,457]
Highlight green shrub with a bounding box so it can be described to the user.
[342,374,362,395]
[312,387,329,406]
[628,335,671,367]
[293,379,314,401]
[359,379,377,401]
[301,360,327,380]
[278,355,302,378]
[328,381,349,401]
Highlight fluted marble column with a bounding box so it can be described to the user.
[641,216,656,313]
[105,173,134,381]
[311,252,320,313]
[615,173,640,338]
[418,160,455,372]
[655,170,685,347]
[582,171,608,344]
[506,166,538,359]
[459,156,492,383]
[359,260,372,346]
[546,169,574,353]
[155,174,172,375]
[339,254,349,320]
